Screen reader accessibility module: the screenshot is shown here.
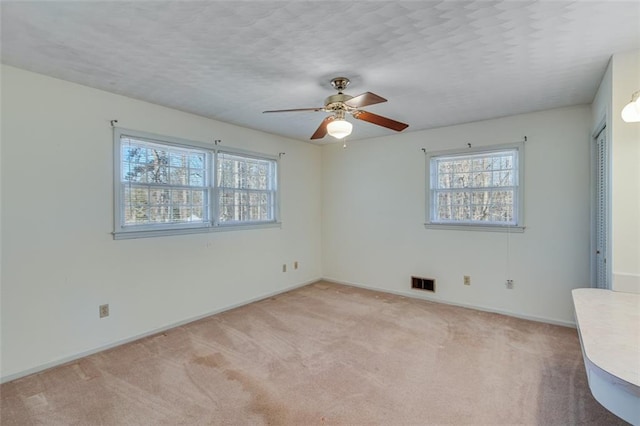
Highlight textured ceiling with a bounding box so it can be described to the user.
[1,1,639,143]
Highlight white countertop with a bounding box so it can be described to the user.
[572,288,640,388]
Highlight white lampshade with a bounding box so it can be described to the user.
[327,119,353,139]
[621,91,640,123]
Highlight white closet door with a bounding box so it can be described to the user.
[595,127,609,289]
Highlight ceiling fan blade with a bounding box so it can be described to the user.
[344,92,387,108]
[311,116,333,140]
[353,110,409,132]
[263,107,323,113]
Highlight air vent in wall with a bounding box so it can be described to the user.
[411,276,435,292]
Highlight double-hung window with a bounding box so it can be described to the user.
[114,128,279,239]
[217,152,277,225]
[425,143,524,231]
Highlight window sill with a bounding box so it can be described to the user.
[424,223,525,233]
[113,222,282,240]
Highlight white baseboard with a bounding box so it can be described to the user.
[322,277,576,328]
[0,278,320,384]
[613,272,640,294]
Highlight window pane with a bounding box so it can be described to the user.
[125,206,148,224]
[472,204,486,221]
[168,167,187,185]
[147,207,162,223]
[122,162,146,182]
[495,190,513,205]
[169,152,186,167]
[149,189,170,205]
[472,172,487,187]
[471,191,488,205]
[472,157,488,172]
[189,171,205,186]
[451,173,465,188]
[189,154,205,169]
[170,189,191,205]
[123,186,150,225]
[122,144,147,164]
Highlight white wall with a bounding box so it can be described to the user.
[610,50,640,293]
[322,106,592,325]
[0,65,323,381]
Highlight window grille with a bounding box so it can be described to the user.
[114,128,279,239]
[426,143,524,231]
[121,138,210,227]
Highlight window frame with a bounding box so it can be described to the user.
[214,149,279,229]
[424,142,525,232]
[113,127,280,239]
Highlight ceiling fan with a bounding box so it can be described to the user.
[263,77,409,140]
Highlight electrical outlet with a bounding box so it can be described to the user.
[506,279,514,289]
[294,261,299,270]
[463,275,471,285]
[282,264,287,273]
[99,304,109,318]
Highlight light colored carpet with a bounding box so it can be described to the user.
[1,281,626,425]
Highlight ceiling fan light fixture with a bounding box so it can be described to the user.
[326,119,353,139]
[621,90,640,123]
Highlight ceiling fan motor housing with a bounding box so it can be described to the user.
[324,93,354,111]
